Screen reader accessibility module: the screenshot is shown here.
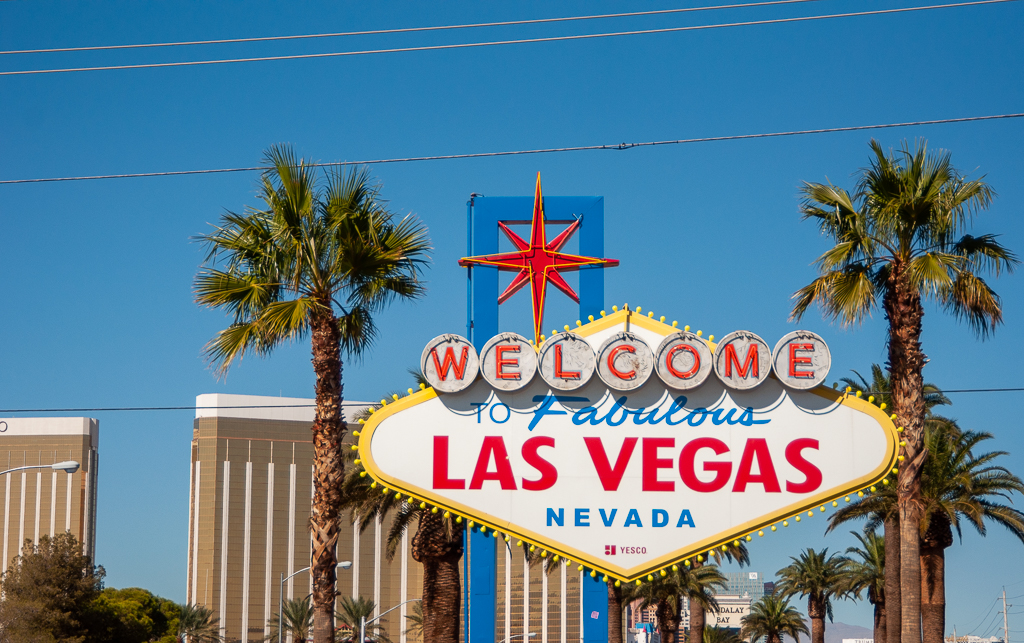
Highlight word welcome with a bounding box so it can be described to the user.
[421,328,830,394]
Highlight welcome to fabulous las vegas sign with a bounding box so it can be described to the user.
[353,175,898,583]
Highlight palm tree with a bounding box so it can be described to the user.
[703,626,742,643]
[628,563,727,643]
[195,145,431,641]
[918,420,1024,643]
[839,364,951,411]
[775,548,847,643]
[177,603,223,643]
[838,530,886,643]
[609,579,625,643]
[791,139,1015,643]
[740,595,809,643]
[834,363,949,643]
[687,543,749,643]
[335,596,390,643]
[340,409,463,643]
[267,597,314,643]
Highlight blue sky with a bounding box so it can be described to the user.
[2,0,1024,633]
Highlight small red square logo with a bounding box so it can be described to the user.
[605,545,616,555]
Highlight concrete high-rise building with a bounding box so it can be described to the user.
[187,394,589,643]
[0,417,99,569]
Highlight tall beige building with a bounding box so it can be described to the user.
[187,394,585,643]
[0,417,99,569]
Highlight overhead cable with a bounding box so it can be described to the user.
[2,111,1022,185]
[0,0,1016,76]
[0,0,828,55]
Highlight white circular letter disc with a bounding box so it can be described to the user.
[772,330,831,390]
[420,334,479,393]
[537,333,596,391]
[655,332,713,390]
[712,331,772,390]
[596,331,654,391]
[480,332,537,391]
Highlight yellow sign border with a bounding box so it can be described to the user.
[358,310,899,581]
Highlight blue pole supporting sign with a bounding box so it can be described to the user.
[464,194,609,643]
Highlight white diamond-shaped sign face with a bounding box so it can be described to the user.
[361,311,897,582]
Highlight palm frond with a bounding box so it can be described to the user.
[941,271,1003,339]
[796,138,1011,340]
[195,144,432,376]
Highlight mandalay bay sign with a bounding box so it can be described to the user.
[356,177,898,583]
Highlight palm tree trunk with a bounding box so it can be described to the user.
[656,600,676,643]
[311,312,345,643]
[885,514,902,643]
[808,596,825,643]
[608,581,624,643]
[667,610,682,643]
[412,510,465,643]
[687,597,705,643]
[884,280,927,643]
[874,602,887,643]
[920,550,944,643]
[920,515,952,643]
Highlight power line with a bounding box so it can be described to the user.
[0,0,827,55]
[1,0,1015,76]
[2,111,1022,185]
[6,383,1024,413]
[964,599,1001,633]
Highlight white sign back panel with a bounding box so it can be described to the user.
[360,312,897,581]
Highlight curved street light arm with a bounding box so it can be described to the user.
[0,461,80,476]
[360,598,422,643]
[278,561,351,643]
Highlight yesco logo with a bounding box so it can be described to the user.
[605,545,647,556]
[420,328,830,394]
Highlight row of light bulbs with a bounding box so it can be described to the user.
[529,303,717,346]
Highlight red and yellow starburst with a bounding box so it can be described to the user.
[459,173,620,343]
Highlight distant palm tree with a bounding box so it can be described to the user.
[267,597,314,643]
[195,145,431,642]
[628,564,727,643]
[177,603,223,643]
[336,596,390,643]
[776,549,847,643]
[838,530,886,643]
[741,595,809,643]
[791,139,1015,643]
[703,626,742,643]
[687,543,749,643]
[839,364,950,412]
[918,420,1024,643]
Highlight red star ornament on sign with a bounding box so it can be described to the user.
[458,173,620,343]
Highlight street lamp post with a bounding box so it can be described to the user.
[359,598,422,643]
[499,634,537,643]
[278,560,351,643]
[0,461,79,476]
